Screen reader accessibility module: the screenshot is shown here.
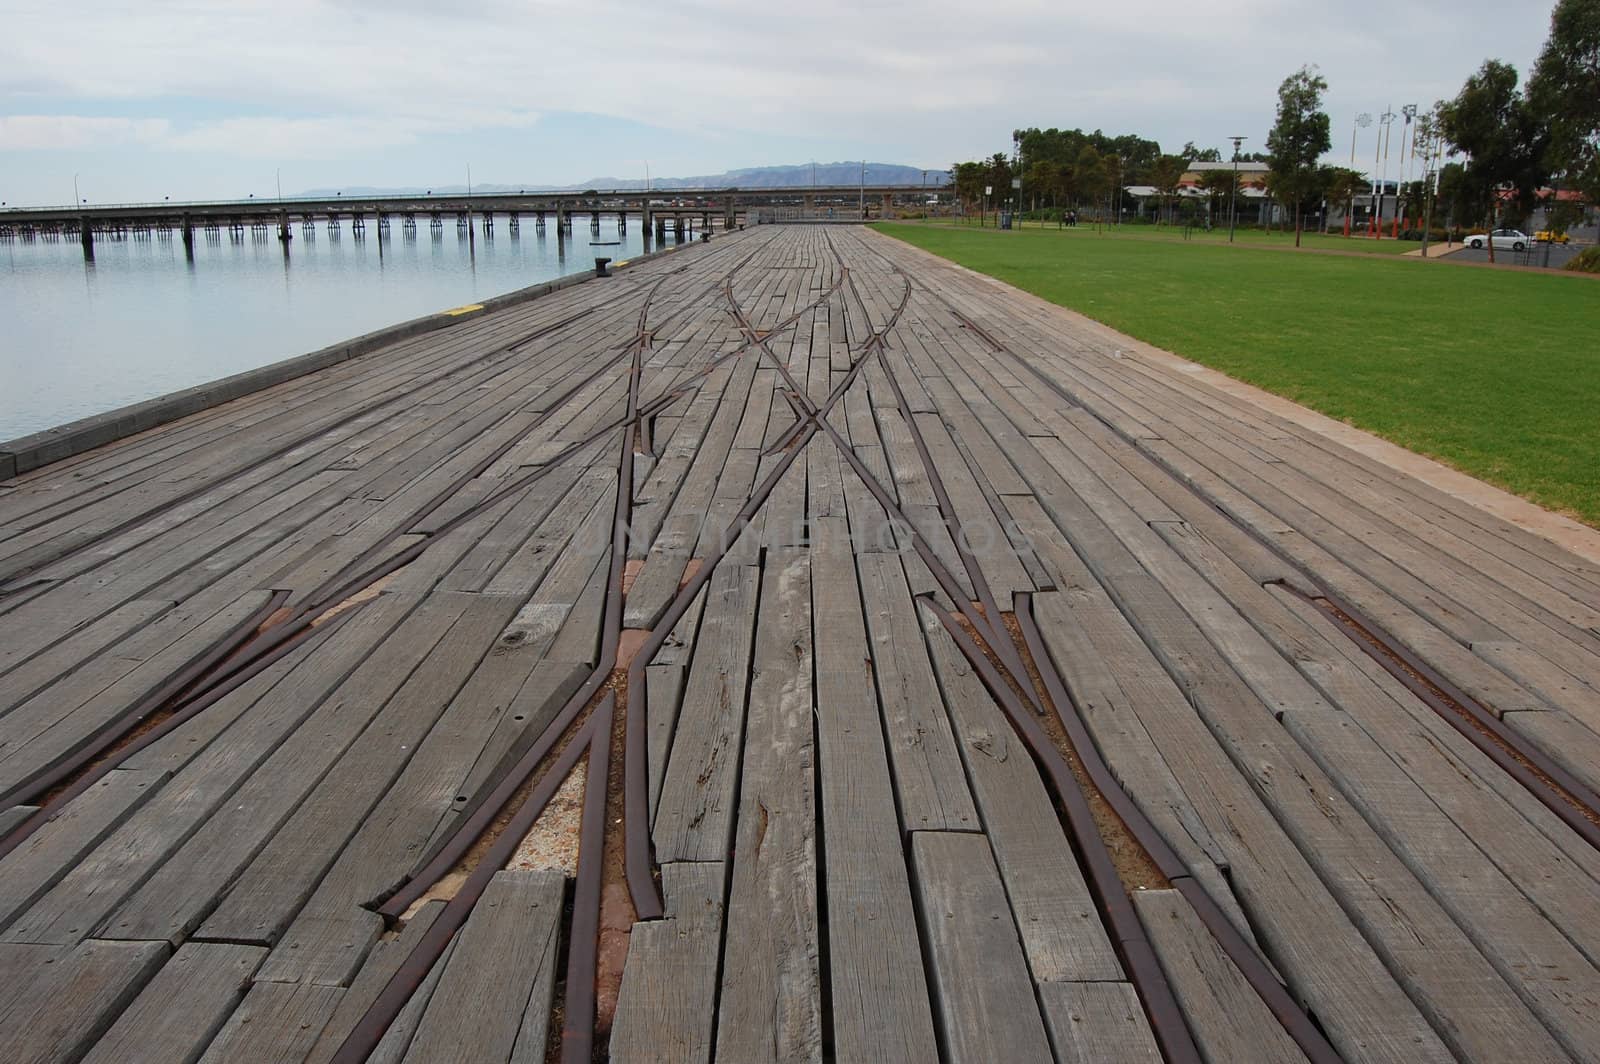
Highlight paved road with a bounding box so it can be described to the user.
[1447,241,1587,269]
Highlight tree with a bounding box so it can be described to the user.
[1528,0,1600,208]
[1076,145,1106,215]
[988,152,1013,209]
[1027,160,1060,217]
[1266,65,1333,246]
[1401,107,1442,229]
[1195,168,1236,226]
[1182,141,1223,162]
[1148,154,1187,224]
[950,161,987,211]
[1321,166,1366,235]
[1436,161,1472,230]
[1101,153,1124,224]
[1438,59,1547,262]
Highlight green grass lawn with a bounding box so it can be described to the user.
[875,221,1600,526]
[907,215,1422,255]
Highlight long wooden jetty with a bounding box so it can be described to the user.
[0,184,946,258]
[1,225,1599,1063]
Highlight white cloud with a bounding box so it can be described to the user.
[0,0,1560,178]
[0,115,170,150]
[0,110,539,159]
[159,112,539,158]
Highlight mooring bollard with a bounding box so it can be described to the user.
[594,256,611,277]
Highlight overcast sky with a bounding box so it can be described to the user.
[0,0,1559,206]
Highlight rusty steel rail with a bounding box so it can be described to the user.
[822,229,1036,688]
[813,244,1341,1062]
[942,297,1600,858]
[1013,594,1344,1064]
[340,234,721,1062]
[559,696,614,1064]
[0,588,289,812]
[622,258,911,919]
[0,596,363,861]
[1283,583,1600,850]
[931,607,1205,1064]
[329,696,614,1064]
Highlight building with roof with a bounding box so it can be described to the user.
[1124,161,1273,225]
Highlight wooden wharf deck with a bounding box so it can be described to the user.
[1,224,1599,1063]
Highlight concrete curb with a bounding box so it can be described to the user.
[0,235,704,482]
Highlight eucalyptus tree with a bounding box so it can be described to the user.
[1438,60,1546,262]
[1266,65,1333,246]
[1076,145,1106,218]
[1321,166,1366,234]
[1148,154,1188,225]
[1528,0,1600,223]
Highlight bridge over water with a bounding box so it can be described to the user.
[0,185,952,259]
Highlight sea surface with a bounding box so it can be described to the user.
[0,215,659,441]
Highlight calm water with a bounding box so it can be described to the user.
[0,215,660,441]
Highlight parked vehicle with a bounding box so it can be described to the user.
[1464,229,1530,251]
[1535,229,1571,244]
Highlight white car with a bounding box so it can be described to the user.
[1465,229,1530,251]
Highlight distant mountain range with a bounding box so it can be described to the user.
[299,162,949,198]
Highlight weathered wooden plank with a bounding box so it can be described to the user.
[4,594,413,947]
[714,549,822,1063]
[400,869,564,1064]
[1038,981,1164,1064]
[1166,522,1600,977]
[303,899,448,1064]
[115,593,510,945]
[0,598,168,709]
[474,463,610,595]
[368,932,460,1064]
[1022,589,1449,1061]
[809,515,938,1062]
[610,862,726,1064]
[0,590,270,796]
[1134,889,1308,1064]
[1063,465,1600,1056]
[425,657,590,855]
[0,938,168,1064]
[0,804,36,836]
[857,551,976,832]
[82,942,265,1064]
[909,410,1033,598]
[197,979,344,1064]
[0,768,167,931]
[909,831,1054,1063]
[653,563,759,862]
[1015,417,1558,1062]
[920,598,1124,983]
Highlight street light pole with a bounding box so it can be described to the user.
[1352,113,1372,231]
[1420,128,1440,258]
[73,172,80,206]
[1374,107,1394,238]
[1228,136,1244,243]
[859,160,866,220]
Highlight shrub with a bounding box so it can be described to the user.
[1563,246,1600,274]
